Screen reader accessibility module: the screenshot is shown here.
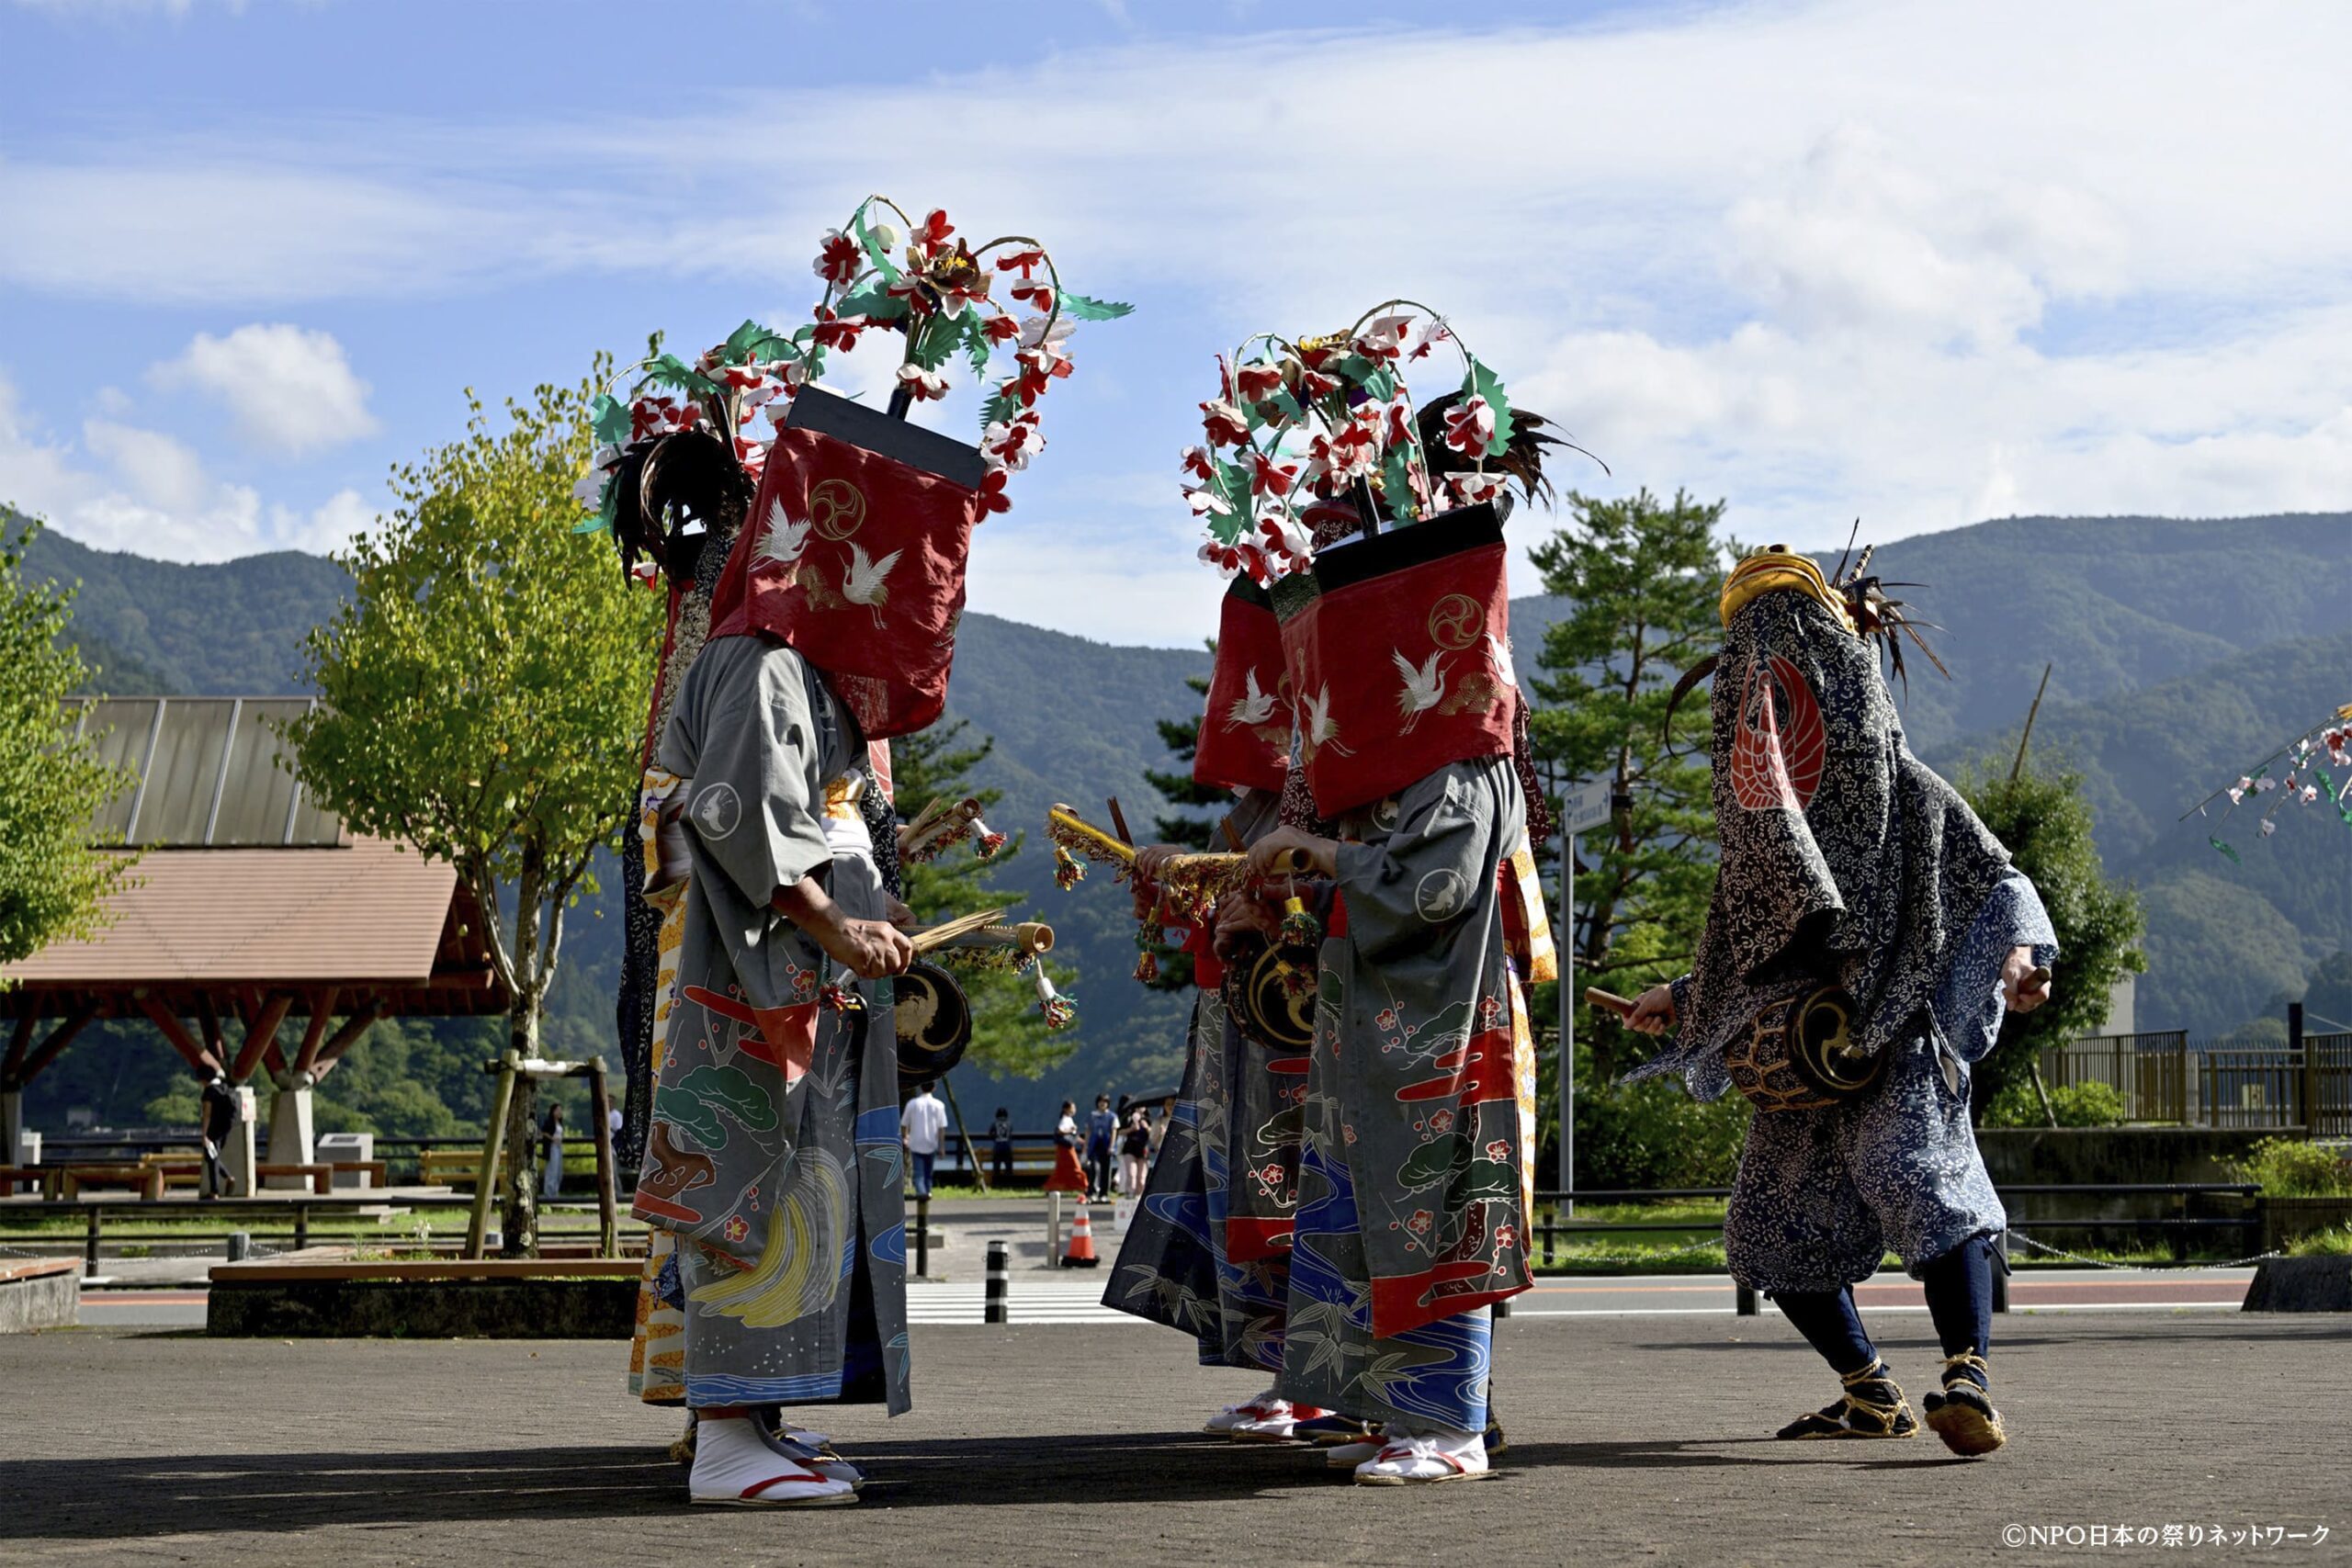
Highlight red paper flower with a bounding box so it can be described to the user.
[1443,395,1496,457]
[813,229,863,288]
[993,245,1046,276]
[1235,361,1284,402]
[1200,399,1250,447]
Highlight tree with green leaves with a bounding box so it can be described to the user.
[285,359,663,1256]
[0,515,137,977]
[1528,490,1728,1085]
[1956,760,2146,1122]
[891,717,1075,1082]
[1137,658,1226,990]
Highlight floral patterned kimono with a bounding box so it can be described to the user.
[1275,755,1537,1433]
[1104,786,1301,1372]
[627,632,910,1415]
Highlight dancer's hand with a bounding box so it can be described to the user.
[812,912,914,978]
[2002,949,2052,1013]
[1627,985,1677,1036]
[1248,825,1336,880]
[1212,892,1280,960]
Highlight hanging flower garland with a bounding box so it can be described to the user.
[1183,300,1518,584]
[577,194,1131,554]
[2191,703,2352,862]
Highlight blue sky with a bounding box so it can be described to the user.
[4,0,2346,645]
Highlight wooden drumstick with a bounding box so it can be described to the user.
[1584,987,1637,1019]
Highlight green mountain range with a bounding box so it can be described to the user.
[14,510,2347,1130]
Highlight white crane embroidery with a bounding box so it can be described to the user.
[1226,667,1276,728]
[842,542,904,627]
[1303,685,1352,756]
[754,499,812,571]
[1393,649,1448,732]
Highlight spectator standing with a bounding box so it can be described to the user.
[539,1102,566,1201]
[1046,1100,1088,1194]
[1118,1108,1152,1197]
[1084,1093,1118,1201]
[988,1106,1015,1188]
[900,1083,948,1200]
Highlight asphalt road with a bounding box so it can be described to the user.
[70,1267,2256,1330]
[4,1307,2343,1567]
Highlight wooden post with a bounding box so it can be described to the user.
[465,1057,519,1260]
[939,1072,986,1193]
[587,1057,619,1258]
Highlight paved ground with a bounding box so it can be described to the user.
[68,1266,2260,1331]
[3,1310,2345,1567]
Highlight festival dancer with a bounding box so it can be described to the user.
[1103,575,1324,1441]
[1622,544,2056,1458]
[590,198,1123,1506]
[1176,307,1560,1485]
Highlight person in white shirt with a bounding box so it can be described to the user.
[899,1084,949,1200]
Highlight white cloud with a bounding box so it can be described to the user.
[149,324,378,456]
[0,371,378,559]
[5,0,2350,629]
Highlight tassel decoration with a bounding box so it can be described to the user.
[1133,950,1159,984]
[1030,960,1078,1031]
[1053,844,1086,890]
[1278,895,1323,949]
[972,814,1007,858]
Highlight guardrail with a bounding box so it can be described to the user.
[1529,1183,2264,1315]
[0,1196,638,1278]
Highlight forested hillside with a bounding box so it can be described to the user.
[16,509,2346,1130]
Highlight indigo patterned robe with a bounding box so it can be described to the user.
[1629,585,2058,1292]
[1104,788,1299,1371]
[630,633,910,1414]
[1275,756,1535,1432]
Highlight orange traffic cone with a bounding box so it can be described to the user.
[1061,1199,1100,1268]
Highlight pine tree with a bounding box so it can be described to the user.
[1137,654,1227,989]
[890,717,1076,1080]
[1528,489,1728,1083]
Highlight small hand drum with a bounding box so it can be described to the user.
[1725,986,1883,1112]
[895,960,973,1088]
[1221,935,1317,1054]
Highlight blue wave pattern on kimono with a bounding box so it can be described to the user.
[1282,1137,1490,1430]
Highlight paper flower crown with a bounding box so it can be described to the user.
[578,193,1132,550]
[1184,300,1521,584]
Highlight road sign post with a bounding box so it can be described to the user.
[1557,780,1614,1219]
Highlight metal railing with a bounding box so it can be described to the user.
[1527,1183,2264,1315]
[2036,1024,2352,1136]
[0,1196,642,1277]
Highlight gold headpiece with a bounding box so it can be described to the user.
[1719,546,1857,634]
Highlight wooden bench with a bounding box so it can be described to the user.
[0,1165,44,1198]
[53,1164,166,1201]
[419,1148,498,1189]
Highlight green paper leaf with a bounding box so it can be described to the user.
[978,386,1022,433]
[852,200,901,284]
[1462,355,1517,457]
[590,393,630,448]
[2209,836,2241,863]
[1057,291,1134,321]
[908,317,959,373]
[833,285,907,323]
[1359,367,1397,403]
[959,313,995,378]
[1382,446,1420,525]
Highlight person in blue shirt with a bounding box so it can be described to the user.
[1084,1093,1118,1201]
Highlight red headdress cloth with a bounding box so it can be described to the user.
[1193,576,1295,795]
[708,386,985,739]
[1276,502,1517,818]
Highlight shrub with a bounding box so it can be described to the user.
[2231,1137,2352,1198]
[2286,1224,2352,1258]
[1981,1077,2129,1128]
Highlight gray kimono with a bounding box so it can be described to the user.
[632,632,910,1414]
[1275,756,1535,1433]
